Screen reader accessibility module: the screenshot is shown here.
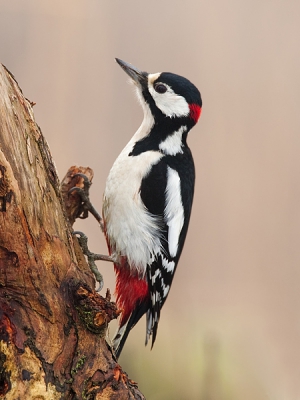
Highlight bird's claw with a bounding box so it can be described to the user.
[74,231,113,292]
[69,173,104,230]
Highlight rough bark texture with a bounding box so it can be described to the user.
[0,65,145,399]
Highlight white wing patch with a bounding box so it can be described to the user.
[164,167,184,258]
[159,126,187,156]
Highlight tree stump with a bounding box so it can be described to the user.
[0,64,145,399]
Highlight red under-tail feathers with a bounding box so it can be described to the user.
[103,221,149,327]
[114,258,149,326]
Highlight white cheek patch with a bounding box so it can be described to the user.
[159,125,187,156]
[148,77,190,118]
[164,167,184,258]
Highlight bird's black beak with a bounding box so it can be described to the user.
[115,58,147,86]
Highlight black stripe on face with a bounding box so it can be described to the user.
[156,72,202,108]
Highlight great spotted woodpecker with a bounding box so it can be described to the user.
[103,59,202,358]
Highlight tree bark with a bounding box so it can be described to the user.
[0,64,145,399]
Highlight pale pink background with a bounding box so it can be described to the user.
[1,2,300,399]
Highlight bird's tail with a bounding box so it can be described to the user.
[113,300,148,359]
[145,298,161,348]
[113,261,150,358]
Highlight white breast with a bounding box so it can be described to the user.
[103,108,163,276]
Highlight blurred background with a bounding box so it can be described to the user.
[1,1,300,399]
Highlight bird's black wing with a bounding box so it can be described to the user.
[140,149,195,347]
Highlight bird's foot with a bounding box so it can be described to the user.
[69,173,104,231]
[74,231,114,291]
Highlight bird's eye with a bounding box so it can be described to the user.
[154,83,167,94]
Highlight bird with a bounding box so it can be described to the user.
[102,58,202,358]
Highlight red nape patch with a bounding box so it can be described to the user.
[189,103,202,123]
[114,261,149,327]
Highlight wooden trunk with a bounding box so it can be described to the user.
[0,64,144,400]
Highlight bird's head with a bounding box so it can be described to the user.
[116,58,202,129]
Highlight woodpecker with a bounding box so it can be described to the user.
[103,59,202,358]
